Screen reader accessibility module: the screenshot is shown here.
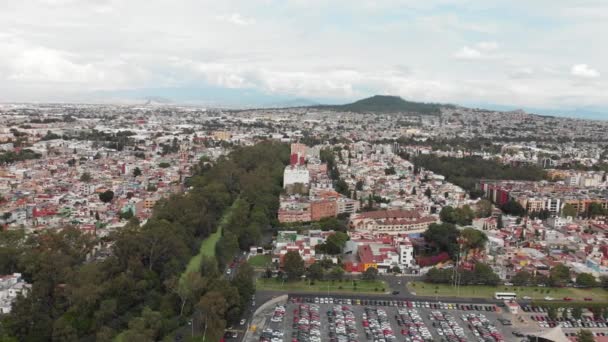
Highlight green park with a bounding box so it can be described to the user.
[408,281,608,303]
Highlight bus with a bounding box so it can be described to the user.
[494,292,517,300]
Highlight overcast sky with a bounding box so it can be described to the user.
[0,0,606,114]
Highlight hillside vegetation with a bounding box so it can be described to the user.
[317,95,446,115]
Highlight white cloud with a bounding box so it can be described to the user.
[477,41,499,51]
[216,13,255,26]
[454,46,482,60]
[571,64,600,78]
[0,0,607,110]
[453,41,500,60]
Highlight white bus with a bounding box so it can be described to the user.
[494,292,517,300]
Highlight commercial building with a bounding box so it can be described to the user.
[349,210,439,235]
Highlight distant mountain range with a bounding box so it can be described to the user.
[312,95,448,115]
[92,85,605,120]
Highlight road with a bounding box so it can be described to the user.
[232,275,507,342]
[175,274,507,341]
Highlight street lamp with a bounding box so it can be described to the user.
[188,319,193,338]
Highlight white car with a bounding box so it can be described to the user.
[239,319,246,325]
[544,296,554,301]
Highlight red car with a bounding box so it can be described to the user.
[563,297,573,301]
[584,298,593,301]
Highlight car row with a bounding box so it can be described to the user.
[396,307,433,341]
[462,313,505,342]
[328,305,358,342]
[290,297,496,312]
[363,307,396,342]
[428,310,467,342]
[270,305,286,323]
[289,304,321,342]
[259,328,284,342]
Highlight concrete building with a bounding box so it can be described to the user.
[0,273,31,314]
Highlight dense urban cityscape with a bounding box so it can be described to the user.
[0,99,606,342]
[2,0,608,341]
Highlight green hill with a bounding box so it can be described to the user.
[317,95,446,115]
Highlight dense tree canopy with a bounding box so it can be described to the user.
[315,232,349,255]
[0,140,290,342]
[283,251,305,281]
[576,273,597,287]
[412,155,546,194]
[440,206,475,226]
[501,199,526,217]
[425,262,500,286]
[549,263,571,286]
[460,228,488,250]
[423,223,460,260]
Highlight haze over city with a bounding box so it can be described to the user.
[1,0,607,119]
[1,2,608,342]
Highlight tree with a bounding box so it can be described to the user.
[362,267,378,281]
[501,199,525,217]
[424,187,432,198]
[423,223,460,259]
[601,275,608,289]
[549,263,570,286]
[334,179,350,197]
[440,206,474,226]
[51,316,78,342]
[119,208,134,220]
[132,167,142,177]
[476,199,493,218]
[461,228,488,250]
[511,270,532,286]
[561,203,577,218]
[98,190,114,203]
[355,180,364,191]
[306,262,325,281]
[329,266,344,281]
[572,307,583,319]
[171,272,205,316]
[473,262,500,285]
[197,291,228,342]
[425,267,452,284]
[576,329,595,342]
[283,251,305,281]
[232,263,256,313]
[576,273,597,287]
[317,232,349,255]
[80,172,92,183]
[411,187,417,195]
[391,266,401,274]
[158,162,171,168]
[587,202,606,218]
[440,206,456,224]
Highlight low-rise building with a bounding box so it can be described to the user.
[0,273,31,314]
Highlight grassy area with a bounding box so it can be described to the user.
[257,278,388,294]
[408,282,608,302]
[179,200,236,284]
[248,254,272,268]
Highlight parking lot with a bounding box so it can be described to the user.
[250,296,518,342]
[520,304,608,339]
